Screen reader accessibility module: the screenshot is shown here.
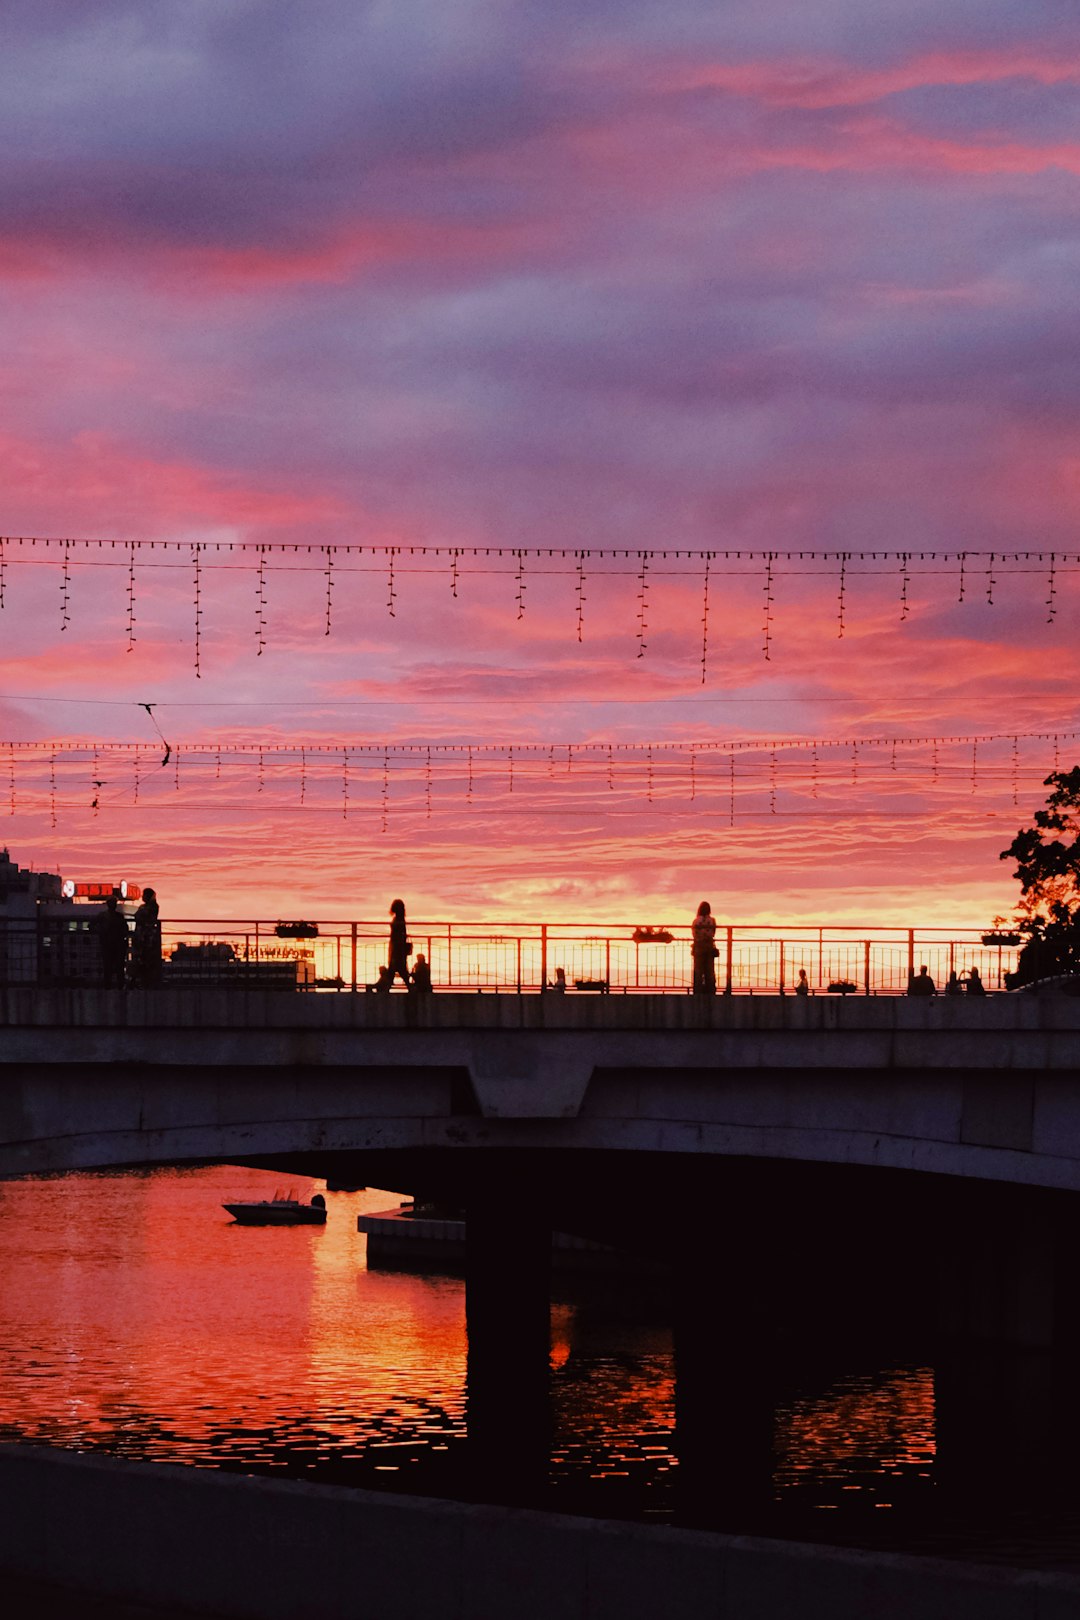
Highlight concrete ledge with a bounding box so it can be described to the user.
[1,1444,1079,1620]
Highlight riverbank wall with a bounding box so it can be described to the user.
[1,1444,1078,1619]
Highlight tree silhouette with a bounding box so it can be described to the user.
[1000,767,1080,986]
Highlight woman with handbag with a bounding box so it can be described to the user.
[691,900,717,994]
[378,897,413,991]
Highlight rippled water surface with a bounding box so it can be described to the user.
[1,1166,1077,1565]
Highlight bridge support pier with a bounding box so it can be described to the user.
[673,1189,778,1529]
[933,1183,1080,1505]
[465,1167,551,1504]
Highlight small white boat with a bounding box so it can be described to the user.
[223,1189,327,1226]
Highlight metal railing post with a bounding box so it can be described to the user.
[778,939,785,994]
[447,922,454,988]
[907,928,915,989]
[350,922,358,993]
[864,940,871,995]
[724,926,733,995]
[539,923,547,991]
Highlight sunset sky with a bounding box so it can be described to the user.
[1,3,1077,925]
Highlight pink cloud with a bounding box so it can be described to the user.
[663,47,1080,110]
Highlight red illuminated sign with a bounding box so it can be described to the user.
[61,880,142,901]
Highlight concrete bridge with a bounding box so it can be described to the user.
[0,985,1078,1191]
[4,986,1080,1615]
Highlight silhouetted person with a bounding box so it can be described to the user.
[965,966,987,996]
[130,887,162,988]
[91,894,129,990]
[908,965,936,997]
[411,953,432,993]
[795,968,809,996]
[549,967,567,994]
[377,898,411,992]
[691,901,717,994]
[944,970,963,996]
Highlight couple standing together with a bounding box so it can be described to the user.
[692,900,720,994]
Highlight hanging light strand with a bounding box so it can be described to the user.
[635,552,649,658]
[192,545,202,678]
[60,542,71,633]
[761,553,775,662]
[125,542,136,651]
[255,548,267,656]
[515,551,526,620]
[1047,553,1057,624]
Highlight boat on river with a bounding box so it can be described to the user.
[223,1189,326,1226]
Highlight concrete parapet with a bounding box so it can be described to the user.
[1,1443,1078,1620]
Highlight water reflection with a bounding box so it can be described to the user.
[0,1165,1072,1562]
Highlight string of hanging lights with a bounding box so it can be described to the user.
[0,536,1075,677]
[1,730,1072,824]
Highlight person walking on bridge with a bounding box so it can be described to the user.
[378,898,412,992]
[692,900,717,994]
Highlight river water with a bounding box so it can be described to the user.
[0,1165,1075,1568]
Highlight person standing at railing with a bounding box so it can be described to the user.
[377,898,412,992]
[90,894,129,991]
[130,887,162,988]
[692,901,717,994]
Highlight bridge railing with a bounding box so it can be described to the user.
[2,915,1022,993]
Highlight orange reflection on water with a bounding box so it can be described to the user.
[0,1166,942,1525]
[775,1367,936,1508]
[0,1166,468,1475]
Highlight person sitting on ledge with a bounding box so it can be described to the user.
[964,966,987,996]
[548,967,567,993]
[794,968,810,996]
[908,965,937,997]
[411,954,432,993]
[944,970,963,996]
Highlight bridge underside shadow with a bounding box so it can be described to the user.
[238,1147,1080,1527]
